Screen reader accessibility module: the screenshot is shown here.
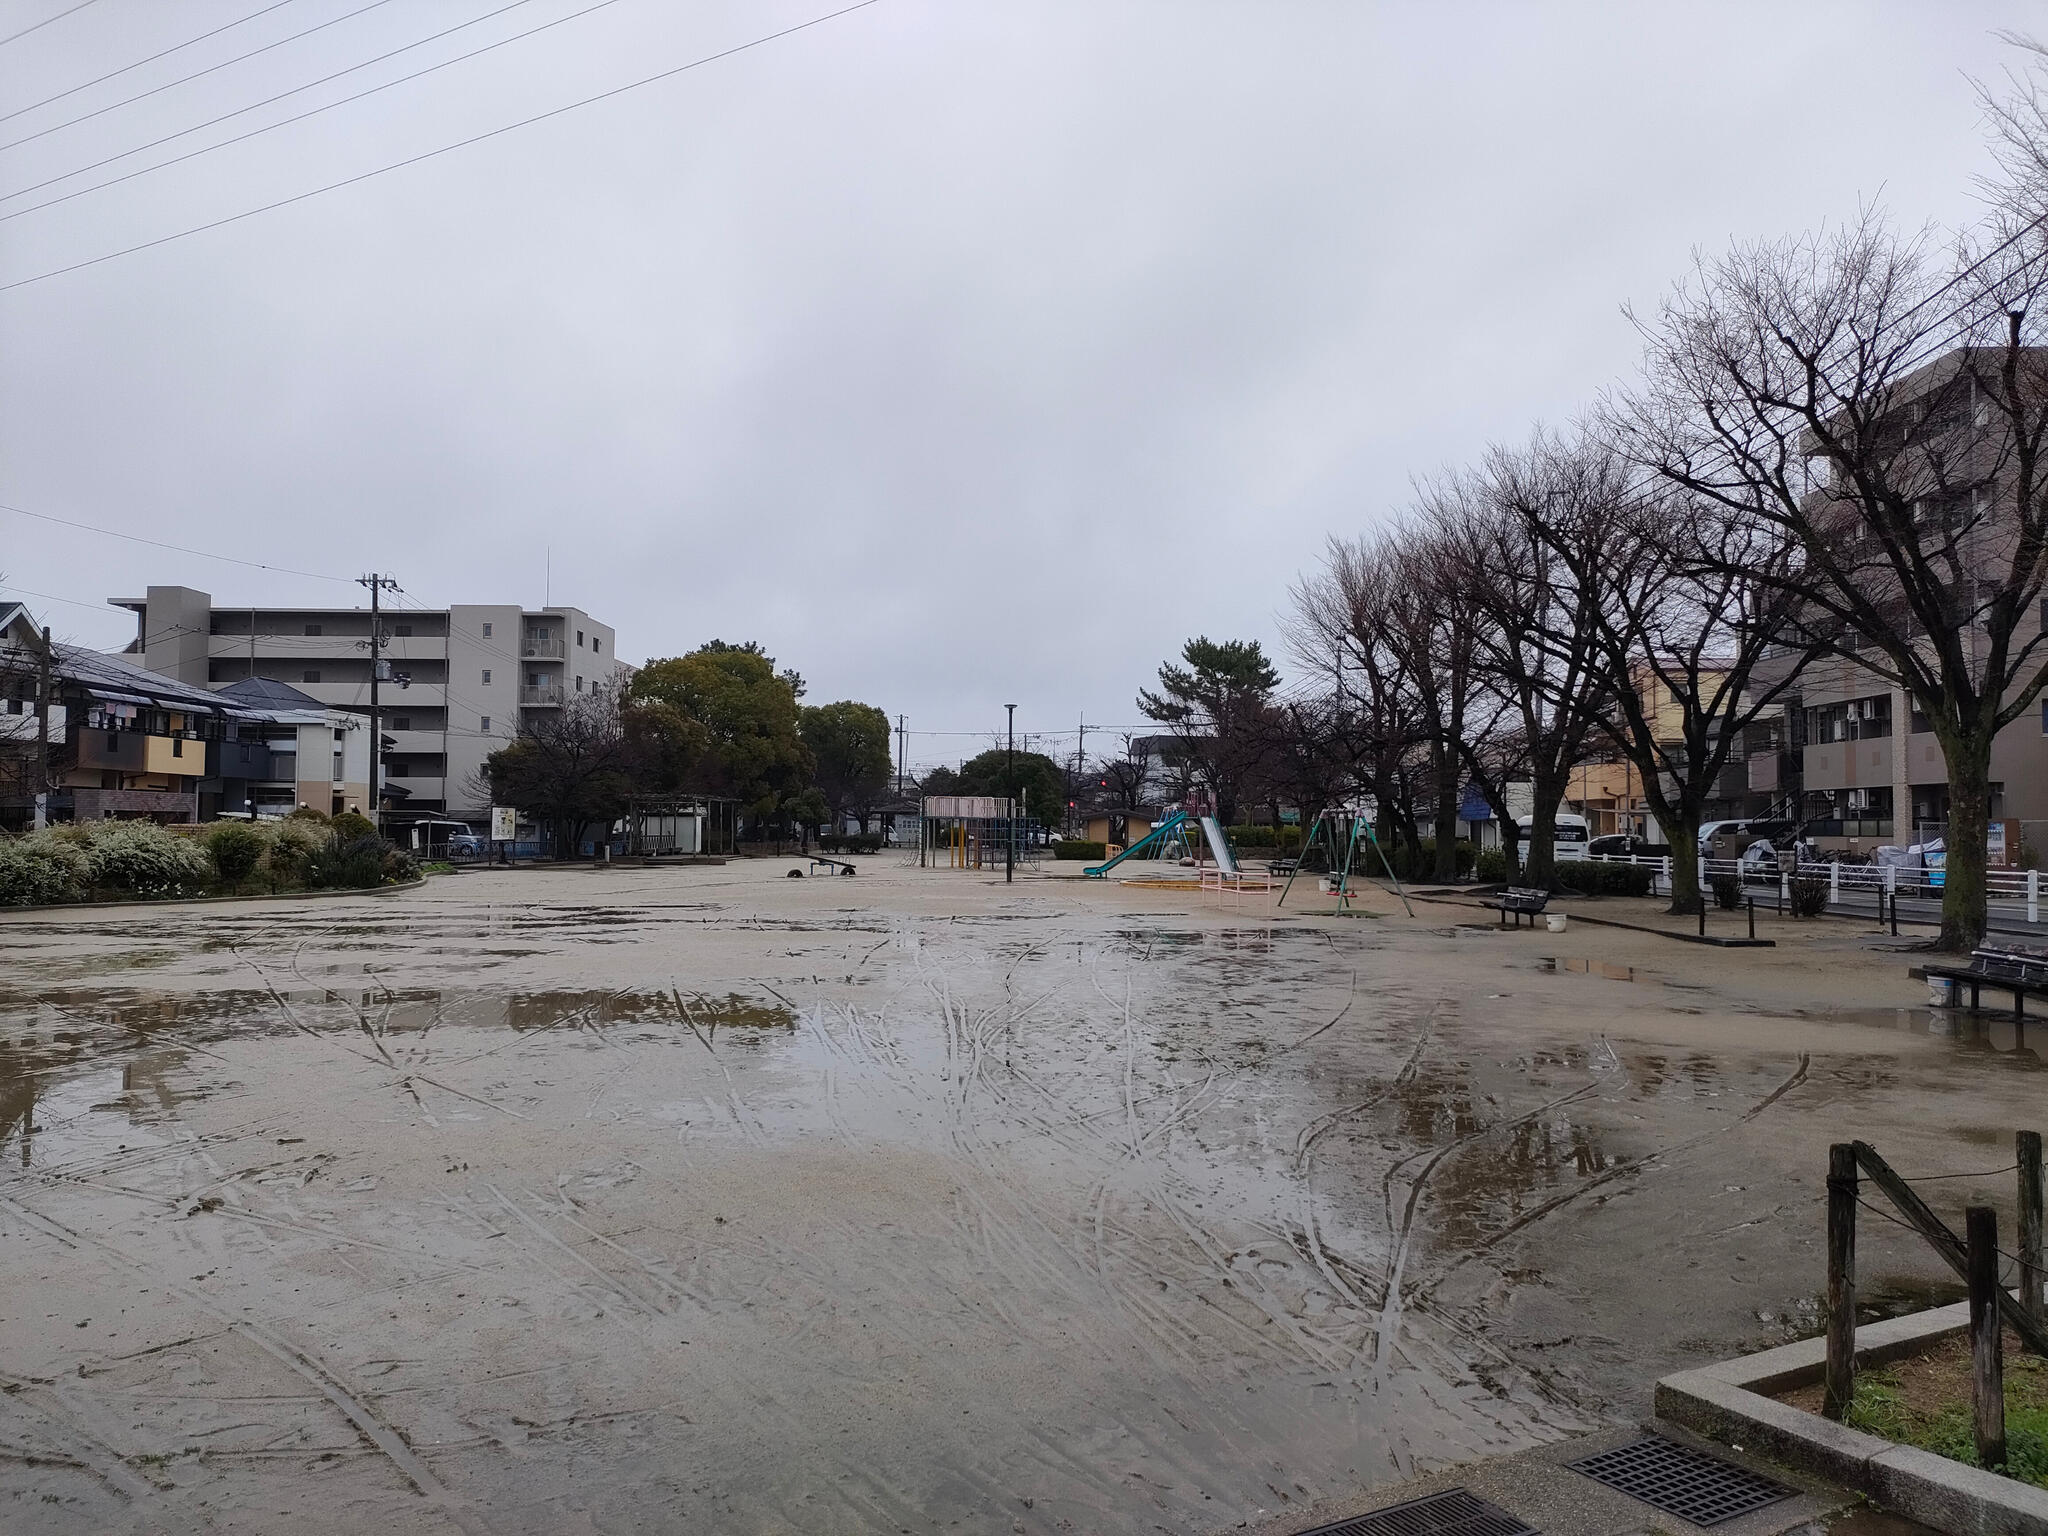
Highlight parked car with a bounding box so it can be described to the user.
[1704,819,1796,860]
[1587,833,1655,858]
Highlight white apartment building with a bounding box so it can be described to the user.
[112,586,629,819]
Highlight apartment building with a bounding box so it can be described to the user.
[1777,346,2048,856]
[112,587,628,820]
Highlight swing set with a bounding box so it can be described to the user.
[1276,807,1415,917]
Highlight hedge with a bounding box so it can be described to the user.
[1225,825,1303,852]
[1053,840,1106,860]
[1554,859,1654,897]
[0,819,419,905]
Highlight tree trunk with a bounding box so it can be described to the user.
[1525,799,1560,889]
[1499,822,1522,881]
[1661,813,1703,915]
[1941,729,1995,952]
[1434,744,1461,881]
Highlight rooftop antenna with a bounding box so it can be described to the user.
[544,546,550,609]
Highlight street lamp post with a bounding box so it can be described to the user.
[1005,703,1017,884]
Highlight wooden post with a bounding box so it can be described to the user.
[1747,897,1756,941]
[1824,1143,1858,1420]
[2021,1131,2045,1326]
[1968,1204,2007,1470]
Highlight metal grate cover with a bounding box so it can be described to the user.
[1294,1487,1537,1536]
[1568,1437,1792,1526]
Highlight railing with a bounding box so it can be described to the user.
[521,636,566,659]
[518,686,562,706]
[1580,849,2046,918]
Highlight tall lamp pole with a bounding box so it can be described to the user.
[1005,703,1017,884]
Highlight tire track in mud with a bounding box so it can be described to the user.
[1407,1050,1814,1306]
[0,1193,500,1535]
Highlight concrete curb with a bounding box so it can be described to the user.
[1658,1301,2048,1535]
[0,876,428,917]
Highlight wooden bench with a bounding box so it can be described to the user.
[1923,945,2048,1021]
[1489,886,1551,928]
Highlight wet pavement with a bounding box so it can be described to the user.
[0,863,2038,1533]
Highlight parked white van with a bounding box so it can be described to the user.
[1554,814,1591,850]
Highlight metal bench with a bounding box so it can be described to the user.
[1489,886,1551,928]
[1923,945,2048,1021]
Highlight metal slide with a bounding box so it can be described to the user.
[1083,811,1190,878]
[1197,815,1239,875]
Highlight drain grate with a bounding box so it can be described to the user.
[1293,1487,1537,1536]
[1568,1437,1792,1526]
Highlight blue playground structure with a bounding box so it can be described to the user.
[1083,810,1191,877]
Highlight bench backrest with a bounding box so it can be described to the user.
[1973,947,2048,981]
[1502,887,1548,909]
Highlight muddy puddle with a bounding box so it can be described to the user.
[0,872,2031,1533]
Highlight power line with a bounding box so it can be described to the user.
[1,0,627,221]
[0,0,98,51]
[0,0,400,154]
[0,501,353,582]
[0,0,882,295]
[1,0,294,126]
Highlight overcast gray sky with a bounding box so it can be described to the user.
[0,0,2029,768]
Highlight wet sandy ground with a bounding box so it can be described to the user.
[0,861,2036,1534]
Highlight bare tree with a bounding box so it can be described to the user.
[1430,444,1612,886]
[1521,443,1820,912]
[1609,196,2048,944]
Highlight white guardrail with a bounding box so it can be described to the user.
[1580,851,2045,923]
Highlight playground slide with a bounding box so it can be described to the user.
[1197,816,1239,875]
[1083,811,1189,878]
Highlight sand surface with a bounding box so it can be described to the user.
[0,860,2033,1533]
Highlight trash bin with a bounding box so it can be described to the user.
[1545,912,1568,934]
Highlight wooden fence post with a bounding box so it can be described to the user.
[2021,1131,2045,1326]
[1968,1204,2007,1470]
[1825,1142,1858,1420]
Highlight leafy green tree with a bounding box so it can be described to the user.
[628,642,813,828]
[952,748,1066,827]
[1137,636,1280,824]
[799,701,893,828]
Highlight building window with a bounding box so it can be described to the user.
[171,738,183,757]
[576,676,584,693]
[592,637,600,655]
[305,623,322,636]
[577,630,585,647]
[480,715,491,733]
[106,732,120,751]
[394,624,412,638]
[481,669,492,686]
[392,716,411,731]
[388,759,407,778]
[482,621,493,638]
[303,670,321,683]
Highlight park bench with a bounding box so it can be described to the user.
[1923,944,2048,1021]
[1266,857,1299,877]
[1489,886,1551,928]
[808,855,857,878]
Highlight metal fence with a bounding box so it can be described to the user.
[1581,851,2047,922]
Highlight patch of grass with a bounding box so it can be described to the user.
[1843,1346,2048,1486]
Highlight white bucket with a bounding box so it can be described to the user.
[1545,912,1568,934]
[1929,978,1952,1007]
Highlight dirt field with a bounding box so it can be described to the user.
[0,859,2036,1534]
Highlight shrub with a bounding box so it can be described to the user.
[1053,840,1106,861]
[206,821,265,888]
[77,820,215,899]
[264,820,324,889]
[329,811,376,841]
[286,806,328,824]
[1474,848,1509,884]
[1554,859,1655,897]
[306,832,409,890]
[1384,838,1477,882]
[1790,872,1830,918]
[1710,870,1744,909]
[0,833,87,905]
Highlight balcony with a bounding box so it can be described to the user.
[522,636,566,659]
[519,686,562,707]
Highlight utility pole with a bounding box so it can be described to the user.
[1005,703,1017,884]
[897,713,906,797]
[358,573,398,832]
[33,626,51,831]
